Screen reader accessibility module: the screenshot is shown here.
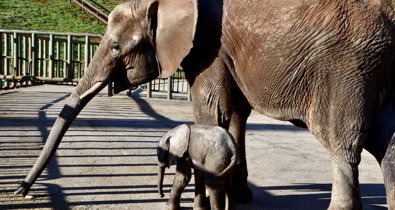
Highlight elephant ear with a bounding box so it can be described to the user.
[148,0,198,78]
[169,124,191,159]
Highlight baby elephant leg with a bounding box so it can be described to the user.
[167,160,192,210]
[194,170,209,210]
[205,179,226,210]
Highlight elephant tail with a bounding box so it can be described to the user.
[217,143,238,178]
[219,154,237,178]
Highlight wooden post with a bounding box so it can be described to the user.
[147,82,152,98]
[4,34,9,88]
[31,33,36,78]
[13,32,18,77]
[0,32,3,89]
[4,34,8,75]
[107,82,113,97]
[38,38,42,77]
[49,34,54,79]
[77,43,81,78]
[23,35,27,77]
[67,34,73,80]
[43,38,47,77]
[0,32,3,76]
[167,76,173,100]
[22,35,27,86]
[56,40,60,77]
[63,41,67,78]
[187,83,192,101]
[84,35,90,77]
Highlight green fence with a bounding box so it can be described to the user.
[0,29,190,100]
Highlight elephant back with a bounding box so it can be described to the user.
[189,125,237,177]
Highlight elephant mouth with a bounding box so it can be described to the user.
[112,67,158,94]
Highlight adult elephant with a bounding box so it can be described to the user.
[15,0,395,209]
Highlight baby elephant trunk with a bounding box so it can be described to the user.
[158,165,166,198]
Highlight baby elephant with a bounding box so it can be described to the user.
[157,124,238,210]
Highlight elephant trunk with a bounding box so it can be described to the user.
[158,165,166,198]
[14,47,109,197]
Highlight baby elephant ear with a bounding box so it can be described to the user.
[148,0,198,78]
[170,124,191,158]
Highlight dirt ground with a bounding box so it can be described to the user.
[0,85,387,210]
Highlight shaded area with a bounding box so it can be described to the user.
[0,86,388,209]
[0,87,194,209]
[241,182,386,210]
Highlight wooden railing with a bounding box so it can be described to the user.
[0,29,190,100]
[71,0,108,24]
[0,29,102,88]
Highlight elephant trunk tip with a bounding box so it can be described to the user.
[158,165,166,198]
[14,181,32,197]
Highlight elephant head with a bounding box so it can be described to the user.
[15,0,198,196]
[157,124,191,198]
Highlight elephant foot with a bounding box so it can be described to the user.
[14,181,32,197]
[327,200,362,210]
[193,207,209,210]
[232,182,252,204]
[193,195,209,210]
[166,201,180,210]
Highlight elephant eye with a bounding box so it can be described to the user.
[111,42,121,56]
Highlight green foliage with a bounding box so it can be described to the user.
[88,0,125,12]
[0,0,123,34]
[388,0,395,9]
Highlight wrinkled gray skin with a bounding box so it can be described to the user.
[157,124,237,210]
[14,0,395,209]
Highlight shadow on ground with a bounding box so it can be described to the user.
[0,87,388,209]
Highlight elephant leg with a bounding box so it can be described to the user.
[365,105,395,210]
[167,160,192,210]
[205,180,226,210]
[381,139,395,210]
[313,127,364,209]
[194,170,209,210]
[225,176,237,210]
[328,152,362,210]
[228,88,252,203]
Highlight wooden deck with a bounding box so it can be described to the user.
[0,85,387,210]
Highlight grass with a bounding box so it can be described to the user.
[0,0,124,34]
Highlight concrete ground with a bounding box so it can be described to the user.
[0,85,387,210]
